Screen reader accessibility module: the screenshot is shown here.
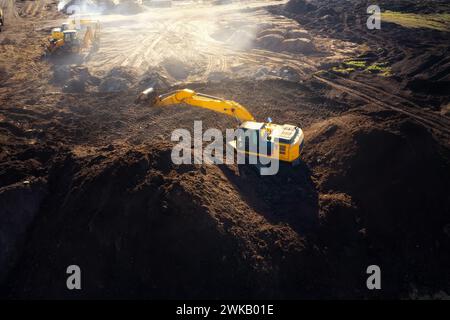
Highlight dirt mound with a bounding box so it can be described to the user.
[161,57,190,81]
[377,0,450,14]
[407,78,450,96]
[255,34,284,50]
[257,26,311,39]
[52,65,100,92]
[207,71,229,82]
[285,0,317,14]
[209,26,234,42]
[280,38,315,53]
[226,29,255,50]
[137,69,171,91]
[255,33,315,54]
[60,0,107,14]
[303,107,450,296]
[2,143,315,298]
[258,28,285,38]
[393,50,450,102]
[279,0,450,113]
[279,65,301,81]
[210,23,256,50]
[99,77,130,92]
[0,178,47,284]
[63,78,86,93]
[1,70,449,297]
[286,28,311,39]
[105,66,138,83]
[1,0,449,299]
[113,1,145,15]
[52,65,72,83]
[1,37,15,45]
[59,0,144,15]
[98,66,137,92]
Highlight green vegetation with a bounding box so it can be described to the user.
[330,60,392,77]
[314,70,328,76]
[366,63,392,77]
[382,11,450,32]
[331,67,355,75]
[343,60,367,69]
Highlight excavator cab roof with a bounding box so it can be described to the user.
[63,30,78,42]
[266,123,300,143]
[240,121,265,131]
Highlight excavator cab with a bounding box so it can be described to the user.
[63,30,78,43]
[236,122,274,157]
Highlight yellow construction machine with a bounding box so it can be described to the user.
[138,88,304,165]
[46,19,100,55]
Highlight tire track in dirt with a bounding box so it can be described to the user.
[202,54,215,81]
[313,75,450,139]
[83,3,328,83]
[1,0,17,19]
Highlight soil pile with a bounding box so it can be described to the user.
[303,106,450,297]
[1,142,313,299]
[60,0,144,15]
[255,27,316,54]
[1,104,449,298]
[1,0,449,299]
[280,0,450,112]
[98,66,138,92]
[285,0,317,14]
[113,0,145,15]
[161,57,191,81]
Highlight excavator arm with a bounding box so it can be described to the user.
[139,88,255,122]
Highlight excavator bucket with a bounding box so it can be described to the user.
[136,87,159,105]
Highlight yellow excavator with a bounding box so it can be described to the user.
[138,88,304,165]
[46,19,100,55]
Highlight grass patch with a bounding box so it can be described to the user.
[330,61,393,77]
[382,11,450,32]
[366,63,393,77]
[331,67,355,75]
[314,70,328,76]
[344,60,367,69]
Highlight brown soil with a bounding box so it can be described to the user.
[0,0,449,299]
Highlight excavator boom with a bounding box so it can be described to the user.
[137,87,304,166]
[140,88,255,122]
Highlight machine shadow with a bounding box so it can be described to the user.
[218,159,320,236]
